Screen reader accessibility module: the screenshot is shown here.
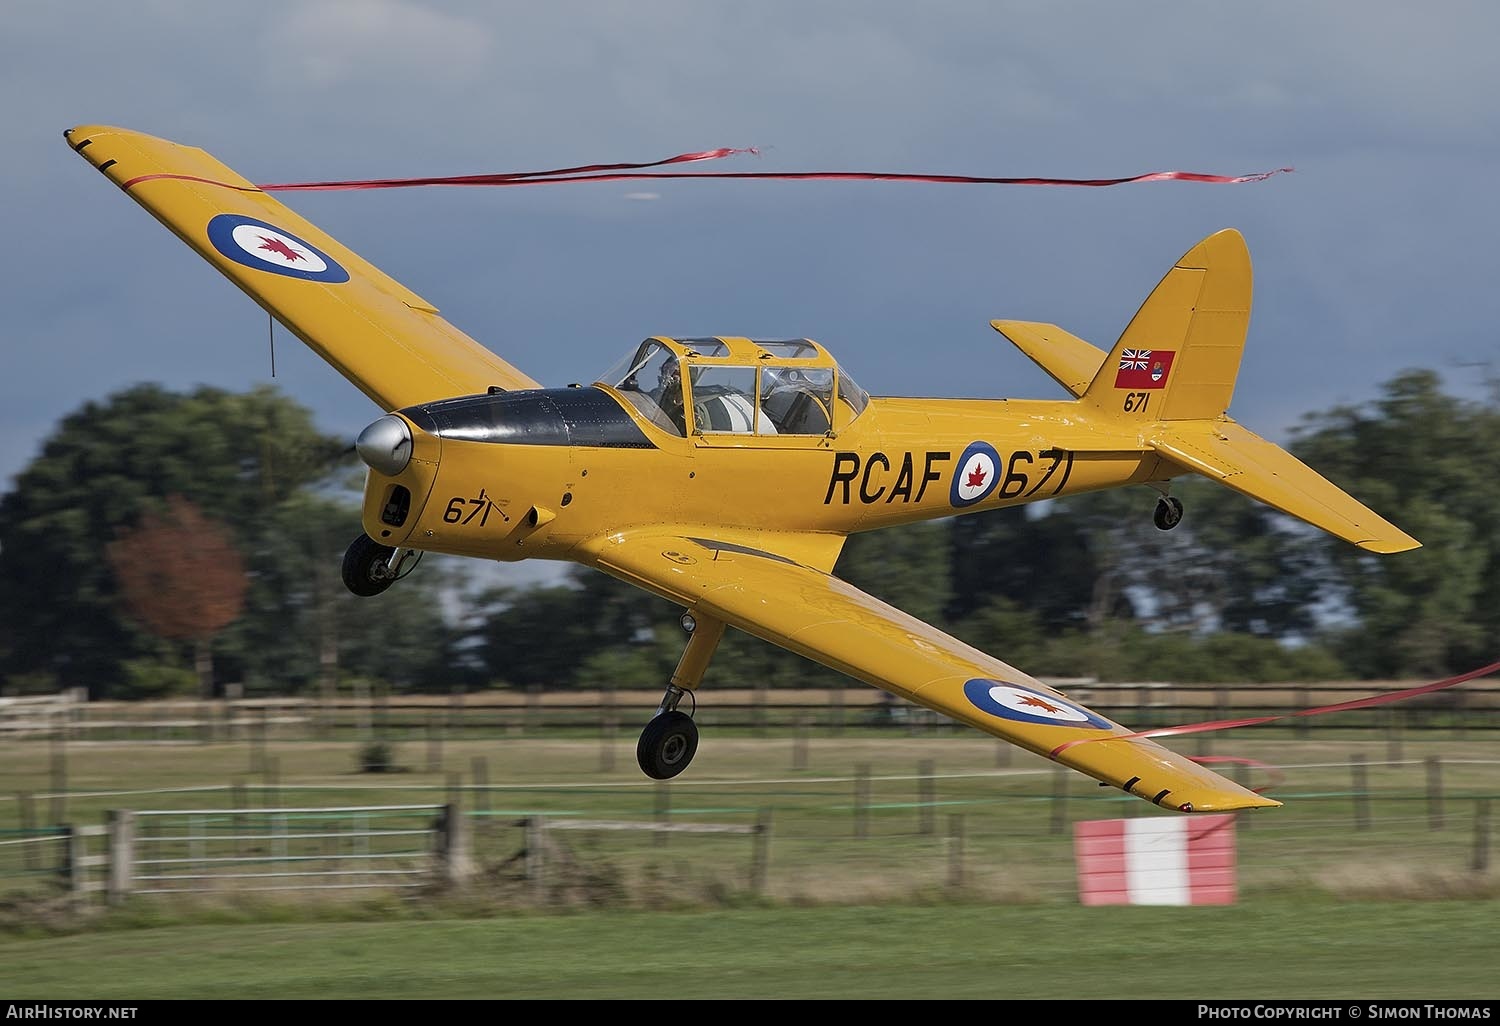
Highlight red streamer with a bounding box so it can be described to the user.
[1188,755,1287,796]
[1052,658,1500,758]
[256,146,758,192]
[249,145,1292,192]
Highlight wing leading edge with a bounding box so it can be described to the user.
[65,125,539,411]
[581,531,1280,813]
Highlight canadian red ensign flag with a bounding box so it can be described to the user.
[1072,814,1237,905]
[1113,348,1176,389]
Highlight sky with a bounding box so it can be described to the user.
[6,2,1499,588]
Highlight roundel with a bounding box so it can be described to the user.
[950,441,1001,508]
[206,215,350,283]
[962,679,1113,730]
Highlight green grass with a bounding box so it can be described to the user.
[1,730,1498,1000]
[3,732,1498,907]
[2,898,1498,999]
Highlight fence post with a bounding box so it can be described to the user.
[995,740,1011,768]
[231,778,247,858]
[447,686,463,738]
[19,793,38,871]
[1386,705,1403,762]
[854,763,870,839]
[471,757,490,813]
[599,690,617,772]
[792,717,809,771]
[524,685,540,735]
[525,816,547,903]
[106,809,135,906]
[654,783,671,848]
[426,712,442,773]
[750,809,771,894]
[435,804,474,886]
[946,814,966,888]
[61,824,82,896]
[249,707,268,774]
[1050,767,1069,835]
[49,732,67,826]
[830,687,845,735]
[918,759,935,836]
[262,755,280,808]
[1234,762,1253,833]
[1426,756,1444,830]
[1351,754,1370,831]
[1472,799,1491,873]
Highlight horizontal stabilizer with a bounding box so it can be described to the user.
[991,320,1107,398]
[1150,421,1420,553]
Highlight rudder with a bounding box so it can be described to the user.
[1082,228,1252,422]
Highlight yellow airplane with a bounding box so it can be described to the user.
[65,125,1419,814]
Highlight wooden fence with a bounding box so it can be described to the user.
[5,678,1498,744]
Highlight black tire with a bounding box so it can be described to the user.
[342,533,397,597]
[636,710,699,779]
[1153,496,1184,531]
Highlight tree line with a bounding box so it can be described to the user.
[0,368,1494,700]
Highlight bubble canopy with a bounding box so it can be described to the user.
[596,336,870,437]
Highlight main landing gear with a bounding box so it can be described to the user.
[637,610,726,780]
[341,533,421,597]
[1153,494,1184,531]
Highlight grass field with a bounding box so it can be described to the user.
[3,899,1499,1000]
[2,728,1498,1000]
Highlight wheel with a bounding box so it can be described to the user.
[637,710,699,779]
[1153,495,1184,531]
[341,533,397,596]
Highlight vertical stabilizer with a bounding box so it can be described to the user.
[1083,228,1252,423]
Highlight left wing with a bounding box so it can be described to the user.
[65,125,539,411]
[581,531,1280,813]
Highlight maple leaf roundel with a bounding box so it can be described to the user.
[949,440,1001,508]
[962,679,1113,729]
[206,214,350,283]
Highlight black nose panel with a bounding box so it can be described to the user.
[401,387,656,449]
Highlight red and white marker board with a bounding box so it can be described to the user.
[1072,814,1237,905]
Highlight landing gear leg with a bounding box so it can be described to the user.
[637,611,726,780]
[341,534,419,596]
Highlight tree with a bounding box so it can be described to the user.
[947,498,1134,633]
[1291,369,1500,676]
[220,490,467,697]
[107,495,247,698]
[0,383,352,696]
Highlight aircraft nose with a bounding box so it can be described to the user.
[356,415,413,476]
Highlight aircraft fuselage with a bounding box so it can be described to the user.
[358,385,1167,566]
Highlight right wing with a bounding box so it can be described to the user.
[582,529,1280,813]
[65,125,539,411]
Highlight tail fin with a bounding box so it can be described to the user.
[1066,228,1418,554]
[1082,227,1252,422]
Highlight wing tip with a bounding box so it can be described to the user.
[1358,535,1422,554]
[1181,794,1283,813]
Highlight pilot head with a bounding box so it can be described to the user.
[658,355,681,395]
